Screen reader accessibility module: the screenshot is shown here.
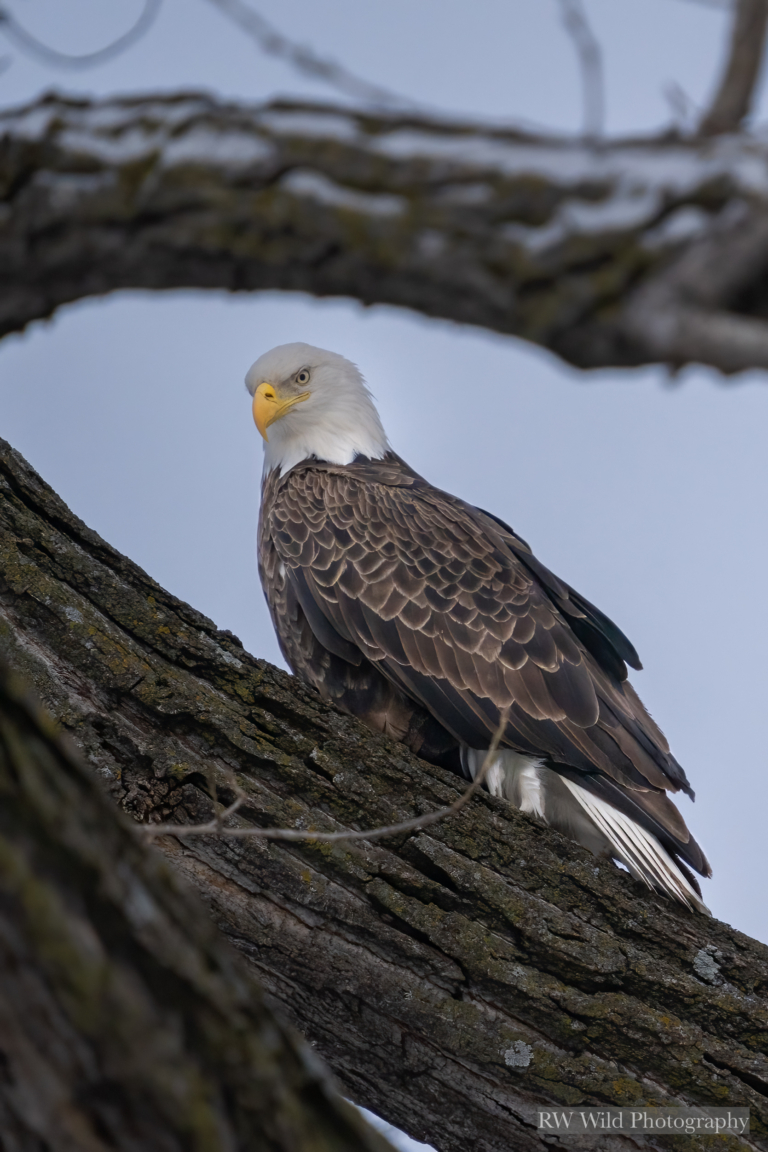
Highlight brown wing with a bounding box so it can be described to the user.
[260,455,694,812]
[475,506,643,682]
[258,462,462,768]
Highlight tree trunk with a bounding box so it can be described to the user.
[6,92,768,376]
[0,643,392,1151]
[0,436,766,1152]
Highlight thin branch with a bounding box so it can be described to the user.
[141,711,510,844]
[664,81,699,133]
[204,0,410,108]
[699,0,768,134]
[556,0,605,140]
[0,0,162,69]
[671,0,733,8]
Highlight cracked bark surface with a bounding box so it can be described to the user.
[0,644,392,1152]
[0,437,767,1152]
[6,92,768,375]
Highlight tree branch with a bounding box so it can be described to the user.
[622,205,768,371]
[699,0,768,135]
[556,0,605,140]
[205,0,410,108]
[5,92,768,375]
[0,436,767,1152]
[141,713,508,843]
[0,0,163,70]
[0,659,392,1152]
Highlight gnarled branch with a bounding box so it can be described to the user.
[5,92,768,375]
[0,437,767,1152]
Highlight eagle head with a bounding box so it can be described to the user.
[245,342,389,474]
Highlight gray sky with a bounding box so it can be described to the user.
[0,0,765,961]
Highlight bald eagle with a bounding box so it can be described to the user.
[248,342,711,913]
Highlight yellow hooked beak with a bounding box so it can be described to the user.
[252,381,310,441]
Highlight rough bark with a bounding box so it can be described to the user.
[0,439,767,1152]
[0,652,393,1150]
[6,92,768,374]
[699,0,768,137]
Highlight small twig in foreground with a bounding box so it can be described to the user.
[141,710,510,845]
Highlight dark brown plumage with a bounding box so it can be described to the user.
[259,453,711,900]
[249,341,710,913]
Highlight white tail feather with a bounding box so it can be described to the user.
[559,777,710,915]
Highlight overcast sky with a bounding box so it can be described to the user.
[0,0,765,980]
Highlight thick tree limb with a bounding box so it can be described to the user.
[699,0,768,136]
[624,205,768,371]
[0,660,392,1151]
[5,93,768,374]
[0,438,767,1152]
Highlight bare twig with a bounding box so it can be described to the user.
[556,0,604,140]
[671,0,732,8]
[0,0,162,69]
[204,0,409,108]
[699,0,768,134]
[141,711,510,844]
[664,81,699,133]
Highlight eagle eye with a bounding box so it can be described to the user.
[296,369,311,385]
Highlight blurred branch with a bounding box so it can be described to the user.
[205,0,410,107]
[671,0,733,7]
[699,0,768,134]
[9,92,768,375]
[0,0,162,69]
[664,80,699,131]
[556,0,604,140]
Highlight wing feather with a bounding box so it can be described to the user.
[261,457,694,816]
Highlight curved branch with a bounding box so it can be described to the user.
[0,437,767,1152]
[142,713,507,843]
[0,0,163,69]
[5,93,768,375]
[699,0,768,135]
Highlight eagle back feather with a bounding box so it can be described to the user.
[258,452,709,882]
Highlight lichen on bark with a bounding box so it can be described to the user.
[5,93,768,375]
[0,649,393,1152]
[0,436,766,1151]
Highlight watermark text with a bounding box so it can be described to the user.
[536,1107,749,1135]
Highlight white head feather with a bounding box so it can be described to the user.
[245,342,390,476]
